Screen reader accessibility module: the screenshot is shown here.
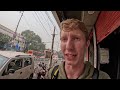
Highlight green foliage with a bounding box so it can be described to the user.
[21,30,46,51]
[0,33,12,49]
[0,33,12,44]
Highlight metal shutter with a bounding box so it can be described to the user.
[95,11,120,44]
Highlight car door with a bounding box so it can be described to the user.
[0,58,23,79]
[21,57,34,79]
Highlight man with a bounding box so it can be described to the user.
[47,18,110,79]
[15,41,20,52]
[33,64,43,79]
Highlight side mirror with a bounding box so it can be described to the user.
[8,69,15,73]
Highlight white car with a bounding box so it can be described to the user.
[0,51,34,79]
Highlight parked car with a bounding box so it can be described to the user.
[0,51,34,79]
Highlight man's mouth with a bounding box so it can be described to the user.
[65,54,77,60]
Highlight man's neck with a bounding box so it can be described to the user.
[65,62,85,79]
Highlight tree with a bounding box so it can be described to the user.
[0,33,11,43]
[0,33,12,49]
[21,30,46,51]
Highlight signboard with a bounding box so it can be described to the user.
[100,48,109,64]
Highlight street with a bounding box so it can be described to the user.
[33,59,63,79]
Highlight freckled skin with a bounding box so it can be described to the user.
[60,29,89,67]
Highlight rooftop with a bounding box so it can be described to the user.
[0,50,31,58]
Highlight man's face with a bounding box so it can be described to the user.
[60,29,89,66]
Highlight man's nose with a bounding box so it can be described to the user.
[66,39,74,51]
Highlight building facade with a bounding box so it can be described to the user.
[0,24,25,51]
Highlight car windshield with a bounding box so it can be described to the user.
[0,55,9,69]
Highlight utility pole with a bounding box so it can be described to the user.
[49,26,57,69]
[13,11,24,39]
[12,11,24,52]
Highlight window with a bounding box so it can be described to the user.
[0,55,9,69]
[2,59,23,76]
[7,59,23,71]
[24,58,32,67]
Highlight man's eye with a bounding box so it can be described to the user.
[74,37,80,41]
[61,38,67,41]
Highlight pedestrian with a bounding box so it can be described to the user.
[15,41,20,52]
[47,18,110,79]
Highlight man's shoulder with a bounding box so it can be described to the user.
[47,65,59,79]
[84,61,110,79]
[48,66,56,74]
[99,70,111,79]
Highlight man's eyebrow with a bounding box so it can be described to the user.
[72,34,81,37]
[60,34,66,37]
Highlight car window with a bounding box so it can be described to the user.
[24,57,32,67]
[7,59,23,71]
[0,55,9,69]
[2,59,23,76]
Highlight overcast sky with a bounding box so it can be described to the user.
[0,11,60,51]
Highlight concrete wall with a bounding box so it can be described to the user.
[0,24,25,50]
